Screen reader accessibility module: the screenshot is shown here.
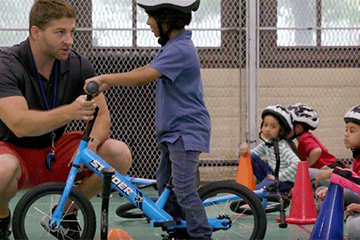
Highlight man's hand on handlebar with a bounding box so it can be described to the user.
[70,95,96,121]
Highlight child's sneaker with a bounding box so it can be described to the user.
[41,208,81,240]
[0,212,11,240]
[330,167,360,194]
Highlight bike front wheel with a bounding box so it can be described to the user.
[198,181,267,240]
[12,182,96,240]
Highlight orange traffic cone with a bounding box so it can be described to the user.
[236,152,256,190]
[97,228,135,240]
[277,161,317,224]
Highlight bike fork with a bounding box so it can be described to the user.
[49,166,79,230]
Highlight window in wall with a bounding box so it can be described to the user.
[92,0,133,47]
[0,0,33,47]
[92,0,221,47]
[321,0,360,46]
[277,0,360,46]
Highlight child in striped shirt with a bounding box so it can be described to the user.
[238,104,300,193]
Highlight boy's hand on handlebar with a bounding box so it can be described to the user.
[84,76,108,95]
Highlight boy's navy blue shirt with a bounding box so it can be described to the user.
[150,30,211,153]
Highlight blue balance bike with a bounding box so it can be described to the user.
[12,82,267,240]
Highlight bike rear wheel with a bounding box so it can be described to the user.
[198,181,267,240]
[12,182,96,240]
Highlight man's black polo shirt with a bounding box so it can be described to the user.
[0,38,95,149]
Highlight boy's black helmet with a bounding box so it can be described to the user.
[137,0,200,13]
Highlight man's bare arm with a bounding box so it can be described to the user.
[0,95,96,137]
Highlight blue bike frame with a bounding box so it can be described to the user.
[48,137,231,231]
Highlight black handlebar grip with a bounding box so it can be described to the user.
[86,81,100,100]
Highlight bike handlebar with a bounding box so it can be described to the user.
[84,81,100,141]
[86,81,100,101]
[272,137,288,228]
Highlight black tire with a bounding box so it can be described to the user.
[116,198,158,218]
[12,182,96,240]
[198,181,267,240]
[230,194,291,214]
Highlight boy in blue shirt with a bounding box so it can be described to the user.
[84,1,212,239]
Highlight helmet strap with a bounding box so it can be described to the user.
[259,131,283,147]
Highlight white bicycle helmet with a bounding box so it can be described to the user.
[344,105,360,125]
[287,103,319,130]
[261,104,293,134]
[137,0,200,13]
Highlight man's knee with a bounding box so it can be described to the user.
[117,141,132,165]
[0,154,21,193]
[112,140,131,165]
[0,154,21,179]
[99,139,132,173]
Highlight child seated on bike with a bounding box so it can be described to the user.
[237,104,300,194]
[315,105,360,240]
[287,103,346,188]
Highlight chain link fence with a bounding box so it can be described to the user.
[258,0,360,169]
[0,0,359,182]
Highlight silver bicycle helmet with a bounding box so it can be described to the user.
[261,104,293,134]
[344,105,360,125]
[137,0,200,13]
[287,103,319,130]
